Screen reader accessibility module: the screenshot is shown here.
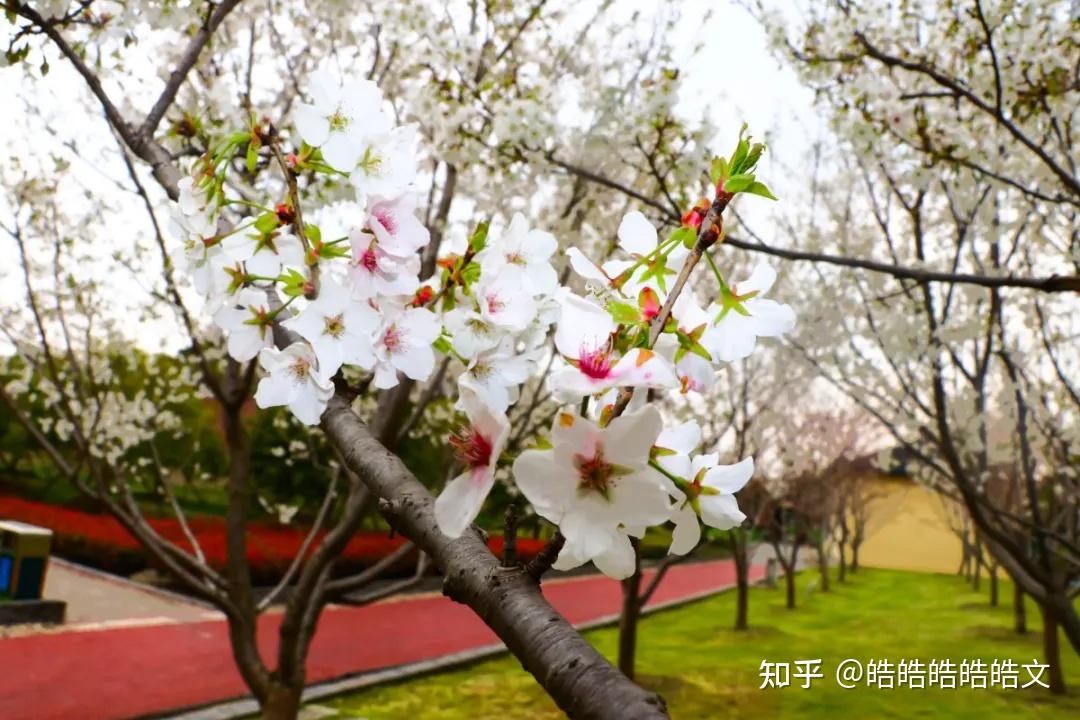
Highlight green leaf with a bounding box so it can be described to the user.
[433,335,453,355]
[254,213,279,233]
[729,130,750,174]
[468,221,489,254]
[709,156,728,185]
[723,173,755,194]
[318,243,350,259]
[460,261,481,285]
[670,226,696,249]
[688,341,713,361]
[744,181,778,201]
[607,301,640,325]
[245,142,258,174]
[305,224,321,244]
[743,143,764,173]
[279,268,308,297]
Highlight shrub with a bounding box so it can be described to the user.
[0,496,543,585]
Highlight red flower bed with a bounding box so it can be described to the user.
[0,496,543,583]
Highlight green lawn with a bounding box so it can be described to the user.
[315,569,1080,719]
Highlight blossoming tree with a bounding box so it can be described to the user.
[2,2,800,718]
[753,0,1080,694]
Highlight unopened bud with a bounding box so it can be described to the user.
[275,202,296,225]
[681,208,703,230]
[412,285,435,307]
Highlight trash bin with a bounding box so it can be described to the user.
[0,520,54,600]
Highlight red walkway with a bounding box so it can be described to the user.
[0,559,760,720]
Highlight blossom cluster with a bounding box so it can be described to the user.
[165,70,797,579]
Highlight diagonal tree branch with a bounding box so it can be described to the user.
[138,0,247,141]
[321,395,669,719]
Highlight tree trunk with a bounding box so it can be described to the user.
[1039,602,1066,695]
[221,386,272,701]
[988,565,998,607]
[730,532,749,631]
[816,539,830,592]
[958,532,970,577]
[1013,585,1027,634]
[971,548,982,591]
[784,565,796,609]
[261,682,302,720]
[850,540,860,573]
[618,543,643,680]
[1059,599,1080,657]
[837,534,847,583]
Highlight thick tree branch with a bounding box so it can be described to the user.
[322,396,668,719]
[721,235,1080,294]
[561,159,1079,293]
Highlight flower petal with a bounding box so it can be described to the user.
[434,468,495,538]
[617,211,658,256]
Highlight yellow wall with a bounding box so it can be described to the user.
[857,476,964,574]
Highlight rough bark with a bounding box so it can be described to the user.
[618,546,644,681]
[971,545,982,591]
[732,533,750,631]
[1013,585,1027,634]
[1039,602,1066,695]
[836,520,848,583]
[816,539,830,592]
[322,396,668,719]
[221,387,272,701]
[261,683,302,720]
[784,568,796,610]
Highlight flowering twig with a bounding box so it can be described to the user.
[608,193,731,418]
[269,140,320,294]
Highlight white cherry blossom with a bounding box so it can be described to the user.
[476,266,537,332]
[443,307,501,359]
[168,209,222,296]
[512,406,672,579]
[254,343,334,426]
[212,287,275,361]
[348,234,421,300]
[350,124,419,200]
[293,69,392,172]
[565,211,686,295]
[366,194,430,259]
[460,346,531,413]
[371,305,441,388]
[282,278,379,376]
[434,381,511,538]
[221,228,306,278]
[703,264,796,363]
[549,293,677,401]
[479,213,558,295]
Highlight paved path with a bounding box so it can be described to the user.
[0,558,762,720]
[44,558,216,625]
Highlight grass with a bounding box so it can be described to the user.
[314,568,1080,719]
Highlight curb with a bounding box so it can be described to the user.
[161,569,766,720]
